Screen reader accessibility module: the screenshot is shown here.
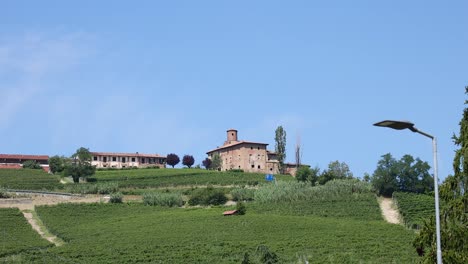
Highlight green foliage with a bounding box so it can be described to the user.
[318,160,353,185]
[109,192,123,203]
[48,155,67,174]
[0,169,62,190]
[18,203,418,263]
[0,208,51,257]
[142,192,184,207]
[274,126,286,173]
[231,187,255,201]
[188,187,227,206]
[211,153,222,171]
[371,153,433,197]
[296,166,319,186]
[65,182,119,194]
[64,147,96,183]
[393,192,435,229]
[90,168,293,189]
[236,202,247,215]
[414,87,468,263]
[0,187,9,198]
[21,160,42,169]
[253,180,380,220]
[256,245,278,264]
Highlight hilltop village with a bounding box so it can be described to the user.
[0,129,301,176]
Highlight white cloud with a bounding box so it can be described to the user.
[0,31,92,127]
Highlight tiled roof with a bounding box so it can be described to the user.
[206,140,269,154]
[90,152,166,158]
[0,154,49,160]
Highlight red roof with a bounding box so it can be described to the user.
[207,140,269,154]
[0,164,22,169]
[90,152,166,158]
[223,210,238,216]
[0,154,49,160]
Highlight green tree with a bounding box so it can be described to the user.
[22,160,42,169]
[48,155,67,174]
[275,126,286,173]
[296,166,311,182]
[296,166,320,186]
[64,147,96,183]
[210,153,222,171]
[398,155,433,194]
[414,87,468,263]
[371,153,399,197]
[318,160,353,185]
[371,153,433,197]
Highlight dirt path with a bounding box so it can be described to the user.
[379,197,401,224]
[1,194,113,246]
[22,211,63,246]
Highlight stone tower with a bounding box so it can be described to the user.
[225,129,238,145]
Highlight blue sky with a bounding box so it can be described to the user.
[1,1,467,180]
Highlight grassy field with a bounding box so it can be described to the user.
[0,208,51,257]
[393,192,435,229]
[91,168,294,189]
[0,169,62,191]
[4,203,418,263]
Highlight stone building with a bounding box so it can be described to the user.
[90,152,166,169]
[206,129,280,174]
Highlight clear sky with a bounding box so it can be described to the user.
[1,1,467,180]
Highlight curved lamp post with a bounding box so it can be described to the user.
[373,120,442,264]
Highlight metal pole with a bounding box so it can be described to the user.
[432,137,443,264]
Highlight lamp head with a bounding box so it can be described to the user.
[373,120,418,132]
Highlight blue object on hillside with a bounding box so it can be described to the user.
[265,174,274,181]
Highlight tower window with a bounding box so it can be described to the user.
[251,165,254,168]
[258,165,261,169]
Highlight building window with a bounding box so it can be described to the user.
[251,165,254,168]
[122,157,126,163]
[250,147,253,150]
[258,147,260,150]
[103,157,107,162]
[270,168,273,171]
[141,158,145,164]
[258,165,261,169]
[131,157,136,162]
[93,156,97,161]
[112,157,117,162]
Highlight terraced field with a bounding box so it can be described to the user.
[0,208,51,257]
[393,192,435,229]
[91,168,294,188]
[5,203,417,263]
[0,169,62,191]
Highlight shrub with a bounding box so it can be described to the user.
[236,202,247,215]
[22,160,42,169]
[188,187,227,206]
[97,182,119,194]
[109,192,123,203]
[0,187,9,198]
[231,187,255,201]
[142,192,184,207]
[66,184,99,194]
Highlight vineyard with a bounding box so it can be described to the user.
[3,203,418,263]
[392,192,435,229]
[0,208,51,257]
[91,168,294,189]
[0,169,62,191]
[251,180,382,220]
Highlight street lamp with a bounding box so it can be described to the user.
[374,120,442,264]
